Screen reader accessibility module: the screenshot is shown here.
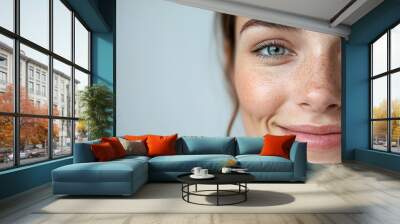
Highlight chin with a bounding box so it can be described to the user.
[307,146,341,164]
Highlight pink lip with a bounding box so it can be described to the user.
[277,124,341,150]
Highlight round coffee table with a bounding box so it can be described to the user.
[177,173,255,206]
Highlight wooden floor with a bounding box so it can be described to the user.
[1,162,400,224]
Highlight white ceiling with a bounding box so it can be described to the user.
[166,0,384,38]
[226,0,352,22]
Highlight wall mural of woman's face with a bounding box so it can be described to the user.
[233,17,342,164]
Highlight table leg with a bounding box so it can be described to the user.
[195,184,197,192]
[217,184,219,206]
[187,184,190,202]
[245,183,247,201]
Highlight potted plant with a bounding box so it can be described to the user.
[79,84,113,140]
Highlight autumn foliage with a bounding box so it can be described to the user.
[0,85,59,151]
[372,99,400,142]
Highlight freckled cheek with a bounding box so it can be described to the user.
[233,66,285,120]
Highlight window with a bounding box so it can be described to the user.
[0,0,91,170]
[371,23,400,154]
[75,18,89,70]
[0,116,14,170]
[20,0,49,49]
[53,59,72,117]
[53,119,72,158]
[0,35,13,113]
[28,81,34,94]
[53,0,72,60]
[0,71,6,84]
[28,67,34,80]
[35,84,40,95]
[35,70,40,81]
[0,0,14,32]
[42,85,46,97]
[74,69,89,118]
[0,55,7,67]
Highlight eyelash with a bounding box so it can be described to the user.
[252,40,295,59]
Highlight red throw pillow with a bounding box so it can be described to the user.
[260,134,296,159]
[101,137,127,158]
[91,142,117,161]
[146,134,178,157]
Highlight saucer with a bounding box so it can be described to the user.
[190,174,215,179]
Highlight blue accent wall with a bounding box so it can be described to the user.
[0,0,115,200]
[0,158,72,199]
[344,0,400,171]
[91,0,116,135]
[92,33,113,87]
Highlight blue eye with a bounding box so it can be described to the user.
[257,44,289,57]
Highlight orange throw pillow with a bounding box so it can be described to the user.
[124,135,149,141]
[101,137,127,158]
[146,134,178,157]
[260,134,296,159]
[91,142,117,161]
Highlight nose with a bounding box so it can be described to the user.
[299,87,340,113]
[297,56,341,114]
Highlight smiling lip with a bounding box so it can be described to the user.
[277,124,341,150]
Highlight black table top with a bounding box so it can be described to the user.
[177,172,255,185]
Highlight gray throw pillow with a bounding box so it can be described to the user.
[118,138,147,156]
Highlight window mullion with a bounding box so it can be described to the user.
[370,45,373,149]
[13,0,21,167]
[388,30,391,152]
[71,10,76,155]
[49,0,54,160]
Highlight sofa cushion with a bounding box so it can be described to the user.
[148,154,235,172]
[53,158,147,183]
[236,155,293,172]
[118,138,147,156]
[115,155,150,163]
[236,137,263,155]
[178,136,236,155]
[147,134,178,157]
[91,142,118,161]
[260,134,296,159]
[101,137,127,158]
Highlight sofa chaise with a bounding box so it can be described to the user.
[52,136,307,196]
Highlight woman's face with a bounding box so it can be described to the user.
[232,17,341,164]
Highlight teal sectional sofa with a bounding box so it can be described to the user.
[52,136,307,196]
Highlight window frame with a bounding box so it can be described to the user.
[370,20,400,154]
[0,0,92,171]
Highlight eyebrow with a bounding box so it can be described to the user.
[239,19,299,34]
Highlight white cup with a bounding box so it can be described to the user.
[191,167,202,176]
[221,167,232,174]
[200,169,208,176]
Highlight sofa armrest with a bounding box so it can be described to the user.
[289,141,307,181]
[73,140,100,163]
